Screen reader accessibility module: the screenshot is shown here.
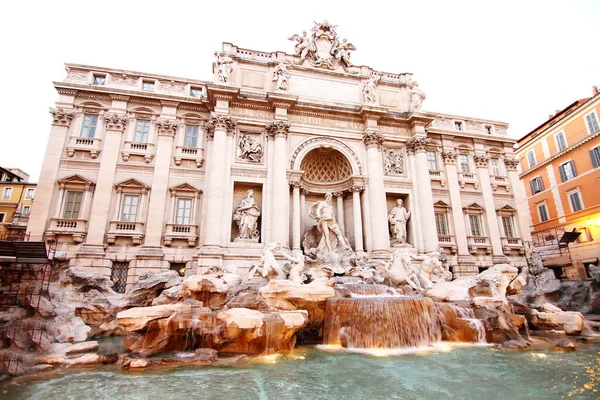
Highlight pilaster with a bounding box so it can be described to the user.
[266,120,291,247]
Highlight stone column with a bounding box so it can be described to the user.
[407,151,425,251]
[291,181,301,250]
[361,189,373,251]
[84,114,128,246]
[505,157,532,242]
[202,114,236,248]
[334,191,345,233]
[300,187,307,239]
[363,131,390,253]
[28,109,75,240]
[406,137,438,252]
[475,155,504,259]
[350,186,364,252]
[266,121,290,247]
[142,119,178,248]
[442,150,470,257]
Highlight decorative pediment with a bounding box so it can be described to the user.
[487,148,503,159]
[114,178,150,191]
[169,183,201,197]
[434,200,451,209]
[463,203,485,214]
[57,174,95,190]
[496,204,517,215]
[455,144,472,154]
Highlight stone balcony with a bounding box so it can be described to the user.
[122,141,155,163]
[467,235,492,255]
[106,221,145,245]
[437,234,457,254]
[45,218,88,243]
[501,237,525,255]
[173,146,204,168]
[490,175,511,192]
[428,169,446,187]
[458,172,479,190]
[163,224,199,247]
[65,136,102,159]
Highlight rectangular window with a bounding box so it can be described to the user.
[80,114,98,138]
[62,191,82,219]
[120,195,140,222]
[134,120,150,143]
[485,125,493,135]
[459,154,470,173]
[586,112,600,133]
[555,131,567,152]
[184,125,199,148]
[491,158,502,176]
[111,262,129,293]
[142,81,155,91]
[175,198,192,224]
[529,176,544,194]
[0,213,5,223]
[527,150,536,168]
[26,188,35,198]
[568,190,583,212]
[590,146,600,168]
[92,74,106,86]
[469,214,483,236]
[501,216,515,238]
[190,87,203,98]
[435,212,448,235]
[2,187,12,199]
[454,121,463,131]
[22,205,30,215]
[558,160,577,182]
[426,151,438,171]
[537,203,549,222]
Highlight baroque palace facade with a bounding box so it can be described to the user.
[28,22,529,288]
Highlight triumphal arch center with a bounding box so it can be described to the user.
[27,21,530,288]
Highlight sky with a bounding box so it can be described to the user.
[0,0,598,182]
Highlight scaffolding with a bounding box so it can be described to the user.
[531,227,581,278]
[0,240,55,376]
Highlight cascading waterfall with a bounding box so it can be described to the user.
[342,284,399,297]
[323,297,442,349]
[437,304,487,343]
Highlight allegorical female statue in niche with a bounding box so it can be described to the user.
[388,198,411,246]
[233,190,261,242]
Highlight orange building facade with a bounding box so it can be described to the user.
[516,88,600,278]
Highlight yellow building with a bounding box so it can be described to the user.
[0,167,36,240]
[516,87,600,278]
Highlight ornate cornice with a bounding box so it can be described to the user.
[504,157,519,171]
[362,131,384,149]
[156,119,179,137]
[474,154,489,168]
[204,113,237,138]
[442,150,457,164]
[56,88,78,96]
[405,137,434,153]
[265,120,291,139]
[109,94,130,102]
[103,113,128,132]
[160,100,180,107]
[49,108,75,127]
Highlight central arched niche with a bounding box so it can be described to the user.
[300,147,353,192]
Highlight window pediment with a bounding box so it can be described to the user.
[496,204,517,216]
[169,183,201,197]
[115,178,150,193]
[57,174,95,190]
[433,200,451,209]
[463,203,484,214]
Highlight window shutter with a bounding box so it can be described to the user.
[559,165,567,182]
[530,180,536,194]
[591,148,600,168]
[538,177,544,191]
[569,160,577,177]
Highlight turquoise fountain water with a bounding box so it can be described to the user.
[2,343,600,399]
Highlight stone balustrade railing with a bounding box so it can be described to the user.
[163,224,199,247]
[66,136,103,159]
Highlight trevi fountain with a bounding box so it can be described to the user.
[2,21,600,399]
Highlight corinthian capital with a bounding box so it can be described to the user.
[405,137,433,153]
[362,131,384,149]
[266,120,291,139]
[103,113,128,132]
[204,113,236,138]
[156,119,180,137]
[441,150,457,164]
[49,108,74,127]
[504,157,520,171]
[474,154,489,168]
